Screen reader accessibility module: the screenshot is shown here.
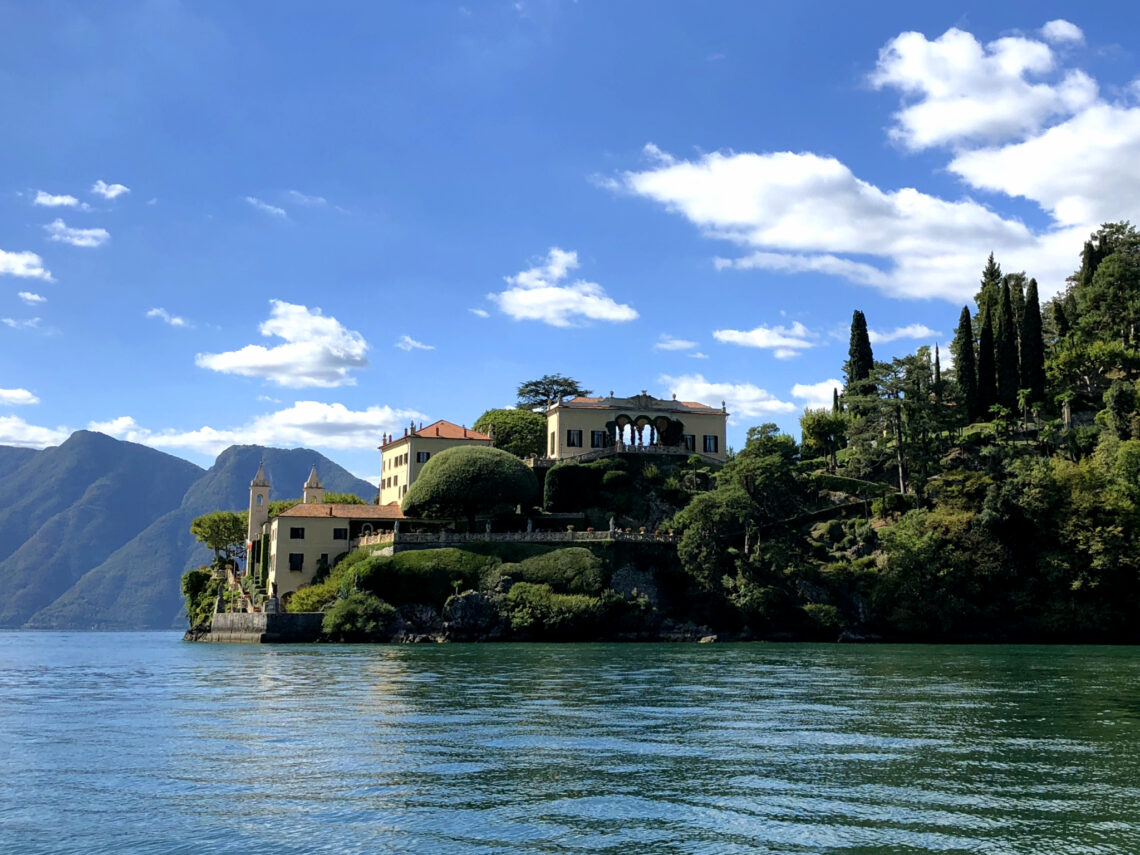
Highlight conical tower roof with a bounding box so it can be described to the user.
[304,464,322,489]
[250,462,270,488]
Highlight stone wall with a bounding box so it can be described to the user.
[207,612,324,643]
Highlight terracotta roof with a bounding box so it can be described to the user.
[558,395,725,415]
[380,419,490,448]
[276,502,404,519]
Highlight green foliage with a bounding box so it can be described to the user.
[977,309,997,415]
[321,592,397,640]
[180,567,218,628]
[845,310,874,387]
[544,462,602,512]
[362,548,498,606]
[952,306,980,422]
[502,582,601,638]
[189,510,248,570]
[996,281,1020,410]
[800,408,847,473]
[498,547,604,594]
[516,374,591,410]
[473,408,547,458]
[322,492,367,504]
[1020,279,1046,405]
[401,445,539,525]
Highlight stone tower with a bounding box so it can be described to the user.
[303,464,324,504]
[247,462,270,549]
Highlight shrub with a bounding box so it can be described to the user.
[544,462,602,511]
[501,582,601,638]
[402,445,539,526]
[510,547,604,594]
[361,548,498,607]
[180,568,218,628]
[321,592,397,640]
[472,408,547,458]
[288,582,341,613]
[871,493,920,518]
[802,603,843,637]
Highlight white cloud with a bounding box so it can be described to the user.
[1041,20,1084,44]
[395,335,434,351]
[689,351,709,359]
[489,248,638,327]
[0,416,68,448]
[17,292,45,305]
[34,191,87,209]
[2,317,41,330]
[469,308,490,318]
[0,250,52,280]
[791,379,844,411]
[146,307,191,328]
[868,323,939,344]
[91,400,427,456]
[44,219,109,248]
[91,180,130,199]
[654,334,698,351]
[0,388,39,406]
[713,321,816,359]
[658,373,796,420]
[196,300,368,387]
[286,190,327,206]
[245,196,287,218]
[869,27,1096,150]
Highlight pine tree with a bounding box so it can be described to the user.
[832,387,840,414]
[995,281,1020,410]
[951,306,979,422]
[845,310,874,388]
[975,253,1003,328]
[977,309,997,417]
[1020,278,1046,405]
[1006,272,1027,346]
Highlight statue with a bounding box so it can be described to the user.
[527,518,533,533]
[608,516,616,533]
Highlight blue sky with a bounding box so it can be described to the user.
[3,1,1140,483]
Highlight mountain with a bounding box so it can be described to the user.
[0,432,204,627]
[25,443,377,629]
[0,446,39,478]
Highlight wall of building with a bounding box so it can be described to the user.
[547,406,727,463]
[379,434,493,505]
[266,516,357,600]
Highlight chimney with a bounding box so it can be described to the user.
[404,427,408,437]
[463,425,467,437]
[435,425,440,436]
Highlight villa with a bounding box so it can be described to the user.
[377,420,492,505]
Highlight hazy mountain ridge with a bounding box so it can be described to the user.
[1,433,377,629]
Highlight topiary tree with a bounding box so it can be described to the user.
[401,445,539,529]
[473,408,547,458]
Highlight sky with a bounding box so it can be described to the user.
[3,1,1140,484]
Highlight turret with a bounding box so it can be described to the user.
[303,464,324,504]
[247,462,270,558]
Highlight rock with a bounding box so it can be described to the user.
[698,634,717,644]
[609,565,661,607]
[442,591,498,640]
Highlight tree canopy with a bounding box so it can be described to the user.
[473,408,547,458]
[190,510,248,570]
[401,445,539,527]
[845,310,874,388]
[516,374,591,410]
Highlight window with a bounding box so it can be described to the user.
[288,553,304,572]
[550,431,555,455]
[333,528,348,540]
[683,434,696,452]
[591,430,606,448]
[566,429,583,448]
[416,451,430,463]
[289,527,305,539]
[256,495,263,506]
[402,484,408,497]
[703,434,719,454]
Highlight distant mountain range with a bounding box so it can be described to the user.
[0,431,377,629]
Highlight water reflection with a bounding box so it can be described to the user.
[0,635,1139,854]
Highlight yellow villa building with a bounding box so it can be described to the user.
[544,391,728,463]
[377,420,492,505]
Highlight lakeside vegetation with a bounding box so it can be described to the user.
[184,223,1140,642]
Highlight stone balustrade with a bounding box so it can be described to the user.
[353,528,678,549]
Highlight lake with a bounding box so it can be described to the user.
[1,633,1139,853]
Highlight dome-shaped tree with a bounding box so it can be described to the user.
[401,445,539,529]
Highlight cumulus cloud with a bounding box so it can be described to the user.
[870,27,1096,151]
[91,180,130,199]
[1041,20,1084,44]
[33,191,87,209]
[0,416,69,448]
[713,321,816,359]
[245,196,287,218]
[44,219,109,248]
[654,334,698,351]
[490,248,638,327]
[2,317,41,330]
[791,379,845,411]
[395,335,434,351]
[0,250,52,280]
[868,323,939,344]
[89,400,427,456]
[658,373,796,419]
[196,300,368,387]
[17,292,45,305]
[0,388,39,406]
[146,307,191,328]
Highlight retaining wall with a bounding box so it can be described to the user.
[207,612,324,643]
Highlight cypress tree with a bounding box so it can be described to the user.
[975,253,1003,327]
[1020,279,1046,404]
[951,306,979,422]
[934,344,943,403]
[846,310,874,388]
[977,309,997,417]
[832,387,840,414]
[1006,272,1026,346]
[995,281,1020,410]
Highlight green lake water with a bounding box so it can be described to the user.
[2,633,1139,853]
